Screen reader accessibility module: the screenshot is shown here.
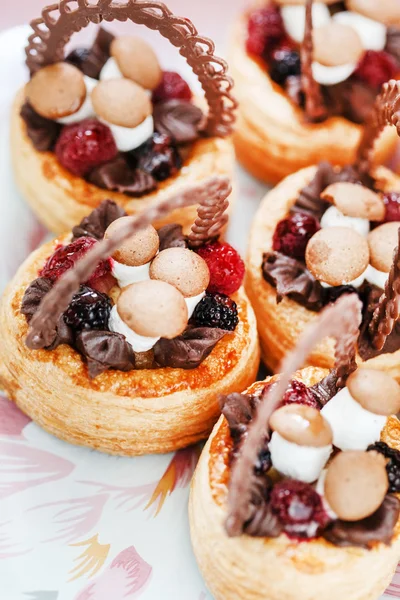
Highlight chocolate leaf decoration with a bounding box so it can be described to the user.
[72,199,127,241]
[47,315,75,350]
[21,277,53,322]
[262,251,325,311]
[358,283,400,360]
[323,78,377,125]
[221,393,257,442]
[153,100,204,144]
[323,495,400,549]
[310,369,339,407]
[20,102,61,152]
[65,27,114,80]
[153,327,225,369]
[243,475,282,538]
[157,223,188,251]
[76,330,135,379]
[89,157,157,197]
[386,27,400,65]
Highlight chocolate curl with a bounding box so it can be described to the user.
[225,294,362,537]
[355,79,400,175]
[300,0,326,122]
[187,179,231,248]
[26,176,230,350]
[369,228,400,350]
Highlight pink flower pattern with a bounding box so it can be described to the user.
[0,394,31,436]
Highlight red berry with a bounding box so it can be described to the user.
[282,380,320,410]
[152,71,192,103]
[354,50,399,90]
[246,6,284,58]
[40,237,112,288]
[270,480,329,539]
[196,242,245,296]
[273,213,320,260]
[55,119,118,177]
[383,192,400,222]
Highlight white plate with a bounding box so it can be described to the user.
[0,23,399,600]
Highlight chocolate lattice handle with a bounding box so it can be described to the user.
[25,0,237,137]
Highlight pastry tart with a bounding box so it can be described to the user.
[230,0,400,183]
[247,79,400,376]
[189,296,400,600]
[0,178,259,456]
[11,0,236,234]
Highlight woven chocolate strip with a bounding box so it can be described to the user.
[188,179,231,248]
[26,175,230,350]
[355,79,400,174]
[225,294,362,537]
[300,0,326,123]
[25,0,237,137]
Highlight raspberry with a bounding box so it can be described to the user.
[354,50,399,90]
[40,237,112,289]
[196,241,245,295]
[55,119,118,177]
[152,71,192,103]
[192,292,239,331]
[273,213,320,260]
[383,192,400,222]
[64,285,112,333]
[367,442,400,493]
[270,49,301,85]
[282,380,320,410]
[246,6,284,58]
[137,132,181,181]
[270,480,329,539]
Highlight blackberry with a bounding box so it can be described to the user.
[270,49,301,86]
[367,441,400,493]
[136,133,181,182]
[64,286,112,333]
[192,292,239,331]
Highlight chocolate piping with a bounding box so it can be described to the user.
[25,0,237,137]
[369,228,400,350]
[225,294,362,536]
[355,79,400,174]
[300,0,326,122]
[26,176,230,350]
[188,180,231,248]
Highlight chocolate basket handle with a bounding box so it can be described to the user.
[25,0,237,137]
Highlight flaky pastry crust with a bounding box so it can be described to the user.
[189,367,400,600]
[246,164,400,377]
[0,236,260,456]
[11,88,236,234]
[229,12,398,184]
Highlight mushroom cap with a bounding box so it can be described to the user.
[26,63,86,120]
[104,217,159,266]
[347,369,400,416]
[324,450,388,521]
[368,222,400,273]
[269,404,333,447]
[111,36,162,90]
[150,248,210,297]
[347,0,400,26]
[313,22,364,67]
[92,78,152,128]
[117,280,188,339]
[305,227,370,286]
[321,182,385,221]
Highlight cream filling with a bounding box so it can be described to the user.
[280,3,330,43]
[312,62,357,86]
[111,259,151,289]
[57,76,97,124]
[364,264,388,289]
[184,291,206,319]
[320,267,368,289]
[100,57,123,81]
[333,11,387,52]
[320,205,370,236]
[269,431,332,484]
[109,305,160,352]
[100,115,154,152]
[321,387,387,451]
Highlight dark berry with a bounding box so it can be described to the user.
[55,119,118,177]
[273,213,320,260]
[65,48,91,71]
[152,71,192,103]
[383,192,400,222]
[282,380,320,410]
[64,285,112,332]
[270,480,330,539]
[255,444,272,475]
[354,50,399,90]
[270,49,301,85]
[196,241,245,295]
[192,292,239,331]
[367,442,400,493]
[137,132,181,181]
[246,6,284,58]
[40,237,112,289]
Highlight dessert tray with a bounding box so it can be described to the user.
[0,19,399,600]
